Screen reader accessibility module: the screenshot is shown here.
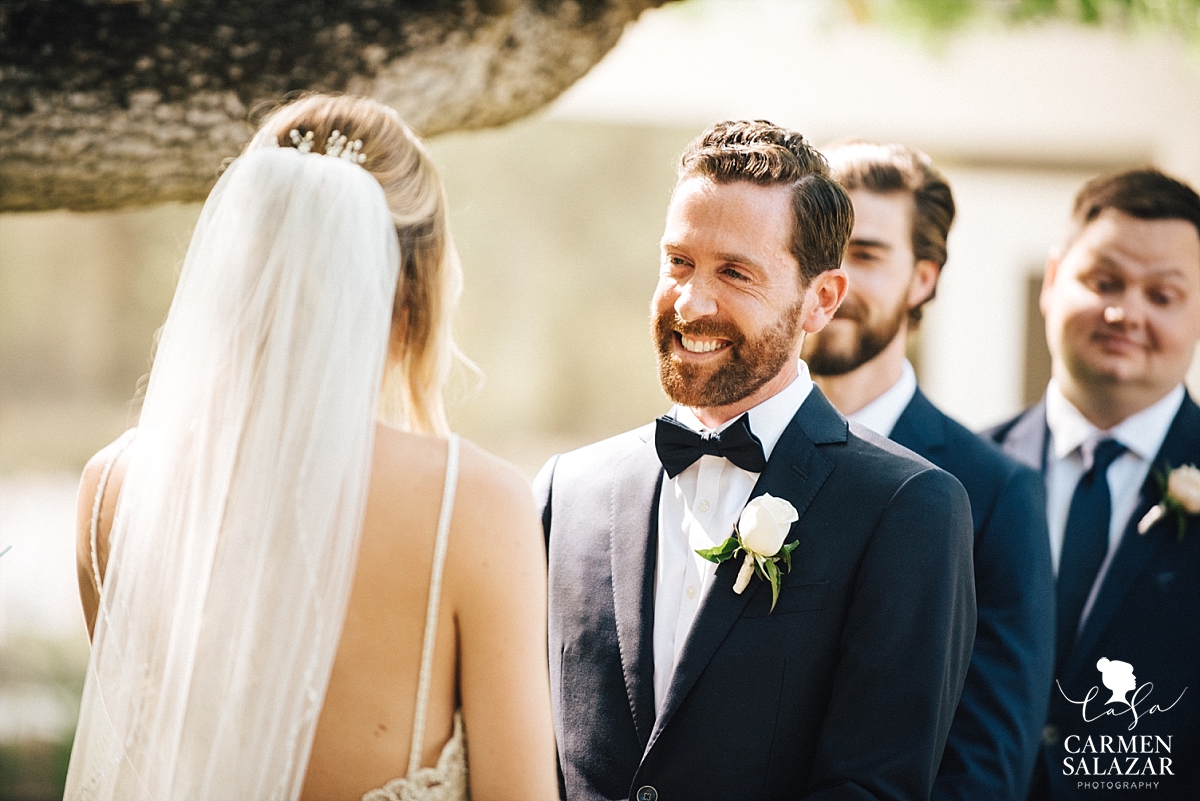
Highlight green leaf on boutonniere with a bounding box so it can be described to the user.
[696,536,740,564]
[763,558,782,612]
[780,540,798,572]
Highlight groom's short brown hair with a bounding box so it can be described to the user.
[678,120,854,283]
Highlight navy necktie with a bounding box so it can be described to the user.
[654,413,767,479]
[1056,438,1126,672]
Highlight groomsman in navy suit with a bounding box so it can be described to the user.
[804,141,1056,801]
[536,121,976,801]
[988,169,1200,800]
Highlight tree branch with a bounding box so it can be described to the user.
[0,0,668,211]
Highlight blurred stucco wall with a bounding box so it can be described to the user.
[0,118,691,480]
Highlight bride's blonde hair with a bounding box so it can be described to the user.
[247,94,463,435]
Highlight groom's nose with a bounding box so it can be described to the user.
[674,273,719,322]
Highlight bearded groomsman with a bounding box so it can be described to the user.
[804,142,1056,801]
[536,121,976,801]
[988,169,1200,800]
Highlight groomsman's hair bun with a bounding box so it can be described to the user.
[678,120,854,284]
[823,140,955,326]
[1067,168,1200,249]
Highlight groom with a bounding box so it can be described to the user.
[535,121,976,801]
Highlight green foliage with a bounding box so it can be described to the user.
[696,536,741,563]
[0,636,86,800]
[0,738,73,801]
[763,558,782,611]
[848,0,1200,42]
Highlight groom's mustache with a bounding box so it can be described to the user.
[655,313,746,347]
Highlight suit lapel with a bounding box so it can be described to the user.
[645,388,846,750]
[609,431,663,750]
[996,401,1048,472]
[889,388,947,459]
[1066,394,1200,681]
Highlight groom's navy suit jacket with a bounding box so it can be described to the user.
[889,389,1055,801]
[535,388,977,801]
[988,393,1200,801]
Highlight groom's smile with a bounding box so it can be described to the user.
[678,334,731,355]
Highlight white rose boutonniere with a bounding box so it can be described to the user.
[696,494,799,613]
[1138,463,1200,542]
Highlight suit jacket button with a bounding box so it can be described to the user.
[636,787,658,801]
[1042,724,1060,745]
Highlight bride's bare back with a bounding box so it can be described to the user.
[76,424,558,801]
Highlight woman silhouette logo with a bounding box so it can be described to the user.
[1058,657,1185,729]
[1096,657,1137,707]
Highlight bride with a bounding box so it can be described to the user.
[67,95,558,800]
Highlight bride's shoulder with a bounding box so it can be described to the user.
[454,437,532,498]
[372,426,534,519]
[438,437,539,553]
[76,429,139,633]
[78,429,139,516]
[451,439,538,542]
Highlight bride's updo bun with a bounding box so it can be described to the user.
[247,93,463,436]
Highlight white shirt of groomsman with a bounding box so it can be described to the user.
[1043,380,1181,619]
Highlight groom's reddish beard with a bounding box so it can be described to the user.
[653,301,804,409]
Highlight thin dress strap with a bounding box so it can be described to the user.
[406,433,460,777]
[90,429,138,595]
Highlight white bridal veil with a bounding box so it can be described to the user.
[65,146,400,799]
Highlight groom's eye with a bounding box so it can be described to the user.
[722,266,749,282]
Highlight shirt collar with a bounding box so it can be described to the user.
[846,360,919,438]
[1045,379,1185,463]
[672,360,814,462]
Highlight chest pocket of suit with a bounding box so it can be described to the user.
[742,580,830,618]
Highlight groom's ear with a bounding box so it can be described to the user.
[800,268,848,334]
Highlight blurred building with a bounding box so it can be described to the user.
[547,0,1200,427]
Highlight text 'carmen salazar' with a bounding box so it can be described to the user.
[1062,735,1173,777]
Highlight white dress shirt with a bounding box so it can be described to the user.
[846,359,919,438]
[652,363,814,713]
[1044,380,1184,628]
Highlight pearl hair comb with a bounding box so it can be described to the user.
[287,128,366,164]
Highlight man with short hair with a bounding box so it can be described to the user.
[804,141,1056,801]
[536,121,976,801]
[989,169,1200,800]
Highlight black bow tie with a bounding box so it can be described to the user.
[654,413,768,479]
